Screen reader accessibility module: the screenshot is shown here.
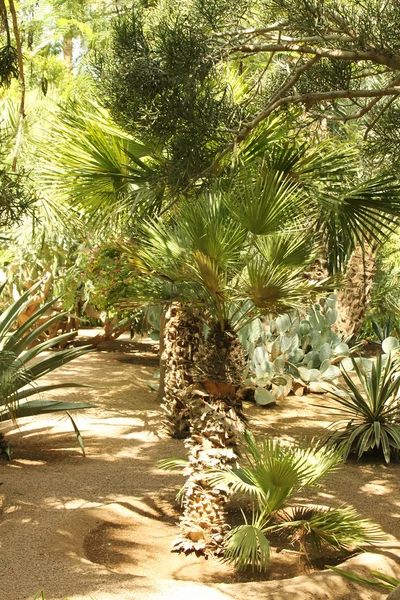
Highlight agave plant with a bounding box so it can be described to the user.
[0,283,94,455]
[208,430,383,571]
[324,353,400,463]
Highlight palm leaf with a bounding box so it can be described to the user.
[223,524,270,572]
[36,99,163,223]
[0,399,94,421]
[328,567,395,590]
[278,505,384,556]
[229,169,305,236]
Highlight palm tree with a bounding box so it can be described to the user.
[334,243,376,340]
[127,185,329,555]
[128,137,400,556]
[30,100,400,555]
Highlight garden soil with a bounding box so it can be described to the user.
[1,332,400,600]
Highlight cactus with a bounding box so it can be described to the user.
[241,295,350,405]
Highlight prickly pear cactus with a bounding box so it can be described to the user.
[239,295,350,404]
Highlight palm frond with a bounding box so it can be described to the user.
[228,169,305,236]
[223,524,270,572]
[276,505,384,556]
[241,257,331,313]
[36,99,163,223]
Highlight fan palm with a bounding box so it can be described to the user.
[237,135,400,272]
[208,430,383,571]
[236,134,400,338]
[124,183,328,556]
[324,353,400,463]
[35,98,165,227]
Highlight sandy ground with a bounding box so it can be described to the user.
[1,333,400,600]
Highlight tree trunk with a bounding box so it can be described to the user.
[63,36,73,70]
[157,308,167,402]
[173,320,247,556]
[161,303,202,439]
[172,389,245,556]
[8,0,25,172]
[334,243,376,340]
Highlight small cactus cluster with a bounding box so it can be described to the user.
[239,294,350,405]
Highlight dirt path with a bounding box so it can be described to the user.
[1,334,400,600]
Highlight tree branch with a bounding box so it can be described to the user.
[327,96,384,122]
[364,95,398,140]
[161,85,400,213]
[229,42,400,71]
[327,73,400,123]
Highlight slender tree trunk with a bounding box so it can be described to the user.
[157,308,167,402]
[63,36,73,70]
[8,0,25,172]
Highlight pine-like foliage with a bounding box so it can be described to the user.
[98,2,242,191]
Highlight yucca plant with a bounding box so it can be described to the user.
[208,430,383,571]
[324,353,400,463]
[0,283,94,455]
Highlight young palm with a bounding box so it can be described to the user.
[208,430,383,571]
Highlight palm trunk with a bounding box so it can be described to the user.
[174,320,246,556]
[161,303,202,439]
[334,243,376,340]
[173,390,245,556]
[157,308,167,402]
[9,0,25,172]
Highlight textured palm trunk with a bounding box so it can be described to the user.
[173,391,245,556]
[161,303,202,439]
[334,243,376,340]
[173,321,246,556]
